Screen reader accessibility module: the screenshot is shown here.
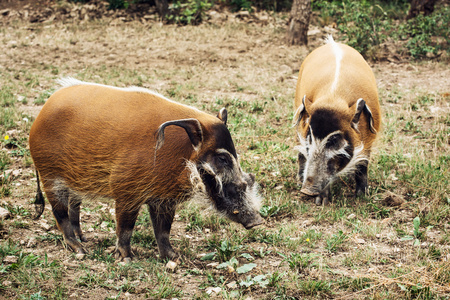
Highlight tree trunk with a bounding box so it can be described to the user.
[286,0,311,46]
[155,0,168,20]
[406,0,438,20]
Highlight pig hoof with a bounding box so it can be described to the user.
[115,252,132,263]
[315,197,322,206]
[75,253,85,260]
[123,257,132,264]
[315,197,329,206]
[159,249,178,261]
[114,248,133,261]
[76,248,86,255]
[165,260,178,272]
[67,242,86,255]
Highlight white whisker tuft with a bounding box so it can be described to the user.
[244,180,262,211]
[337,143,368,177]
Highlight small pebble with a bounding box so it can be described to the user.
[2,280,12,287]
[27,237,37,248]
[123,257,132,264]
[226,281,237,289]
[227,265,235,274]
[206,262,219,268]
[206,287,221,295]
[75,253,85,260]
[0,207,10,219]
[3,256,18,264]
[166,260,177,272]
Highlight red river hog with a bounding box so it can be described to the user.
[29,78,264,261]
[293,36,381,205]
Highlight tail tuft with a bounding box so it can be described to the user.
[33,170,45,219]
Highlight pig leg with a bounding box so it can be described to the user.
[115,202,140,261]
[148,203,177,260]
[68,193,86,242]
[315,185,331,206]
[44,183,85,254]
[355,162,368,197]
[297,153,307,182]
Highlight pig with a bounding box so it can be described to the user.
[29,78,264,261]
[293,36,381,205]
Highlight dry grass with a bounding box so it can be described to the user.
[0,12,449,300]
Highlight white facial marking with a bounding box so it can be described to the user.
[338,143,367,178]
[297,127,368,186]
[185,149,262,215]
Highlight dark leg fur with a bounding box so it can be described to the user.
[69,193,86,242]
[44,183,85,254]
[355,162,369,197]
[148,202,177,260]
[115,202,140,261]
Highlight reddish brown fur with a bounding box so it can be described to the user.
[294,41,381,153]
[29,82,237,259]
[30,84,221,203]
[293,38,381,204]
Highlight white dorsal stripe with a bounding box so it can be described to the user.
[57,77,173,102]
[57,77,203,113]
[326,35,343,93]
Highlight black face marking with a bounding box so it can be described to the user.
[325,133,343,149]
[214,152,233,171]
[306,128,311,142]
[211,124,237,158]
[309,109,341,140]
[331,143,353,173]
[199,166,247,215]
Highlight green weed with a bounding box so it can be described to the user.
[296,279,331,296]
[207,236,244,262]
[326,230,348,253]
[337,276,373,291]
[88,238,115,263]
[131,230,156,249]
[167,0,212,25]
[284,252,318,272]
[34,90,53,105]
[0,172,13,197]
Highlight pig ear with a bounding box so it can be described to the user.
[293,95,308,127]
[216,107,228,125]
[352,98,376,133]
[156,118,203,152]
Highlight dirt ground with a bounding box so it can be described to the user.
[0,1,449,299]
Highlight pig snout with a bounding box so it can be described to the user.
[242,213,265,229]
[300,187,320,197]
[300,176,321,196]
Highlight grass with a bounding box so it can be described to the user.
[0,4,449,299]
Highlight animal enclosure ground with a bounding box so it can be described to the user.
[0,2,449,299]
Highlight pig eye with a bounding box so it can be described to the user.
[326,134,342,148]
[217,155,231,167]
